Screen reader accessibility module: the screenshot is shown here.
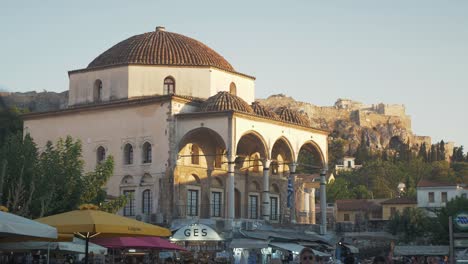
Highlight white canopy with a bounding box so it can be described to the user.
[270,242,331,256]
[0,211,57,240]
[0,237,107,254]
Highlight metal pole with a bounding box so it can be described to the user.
[290,163,297,224]
[85,236,89,264]
[449,216,454,264]
[320,166,328,235]
[0,159,7,202]
[47,242,50,264]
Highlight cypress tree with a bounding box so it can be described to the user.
[419,143,428,162]
[440,140,446,161]
[430,144,438,162]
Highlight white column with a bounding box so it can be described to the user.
[310,188,316,225]
[290,163,297,224]
[320,167,328,234]
[228,156,236,220]
[303,191,310,224]
[262,159,271,221]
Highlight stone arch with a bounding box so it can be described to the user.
[140,173,153,185]
[249,180,260,192]
[296,140,325,174]
[271,183,280,194]
[229,82,237,95]
[235,130,269,172]
[271,136,295,175]
[178,127,226,170]
[211,177,223,188]
[121,175,135,185]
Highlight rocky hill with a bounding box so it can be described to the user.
[1,91,438,156]
[258,94,434,155]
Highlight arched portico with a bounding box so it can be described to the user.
[175,128,227,219]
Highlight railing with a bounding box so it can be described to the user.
[173,204,288,223]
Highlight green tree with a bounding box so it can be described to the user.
[439,140,446,161]
[33,136,84,217]
[430,145,438,162]
[451,146,465,162]
[326,178,355,202]
[355,133,370,164]
[430,196,468,243]
[387,207,430,243]
[328,138,346,170]
[418,143,428,162]
[0,133,38,216]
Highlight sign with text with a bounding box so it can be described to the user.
[171,223,223,241]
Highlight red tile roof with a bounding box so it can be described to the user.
[381,197,417,205]
[336,199,381,212]
[417,179,458,188]
[87,27,235,73]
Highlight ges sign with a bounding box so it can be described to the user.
[184,228,208,237]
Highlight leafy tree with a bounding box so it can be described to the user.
[387,208,430,243]
[326,177,355,202]
[430,145,438,162]
[451,146,465,162]
[439,140,446,161]
[0,133,37,215]
[418,143,428,162]
[451,162,468,184]
[328,138,346,170]
[430,196,468,243]
[32,136,84,217]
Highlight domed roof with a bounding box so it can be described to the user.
[201,92,253,113]
[251,102,279,119]
[87,26,234,72]
[275,107,311,126]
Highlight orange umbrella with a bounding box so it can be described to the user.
[36,206,171,264]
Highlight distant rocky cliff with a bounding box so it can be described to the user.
[258,95,432,155]
[1,91,68,112]
[1,91,435,155]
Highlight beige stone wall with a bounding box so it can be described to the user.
[382,204,416,220]
[24,101,171,216]
[69,66,129,106]
[209,68,255,104]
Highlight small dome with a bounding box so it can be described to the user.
[275,107,311,126]
[87,27,234,72]
[201,92,254,113]
[251,102,279,119]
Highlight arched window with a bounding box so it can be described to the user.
[191,144,200,165]
[94,80,103,102]
[163,77,175,95]
[97,146,106,163]
[142,189,152,215]
[142,142,152,163]
[229,82,237,95]
[124,144,133,165]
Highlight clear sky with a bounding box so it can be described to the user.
[1,1,467,149]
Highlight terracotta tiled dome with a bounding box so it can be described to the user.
[275,107,311,126]
[201,92,253,113]
[251,102,279,119]
[87,27,234,72]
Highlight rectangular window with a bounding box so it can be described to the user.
[347,161,352,168]
[270,197,279,221]
[429,192,435,203]
[390,207,396,216]
[441,192,448,203]
[187,189,199,216]
[123,190,135,216]
[142,190,152,215]
[344,213,350,221]
[211,192,222,217]
[248,195,258,219]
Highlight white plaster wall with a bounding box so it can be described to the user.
[69,67,129,106]
[24,102,170,215]
[234,117,328,163]
[210,69,255,104]
[128,66,212,98]
[416,187,459,208]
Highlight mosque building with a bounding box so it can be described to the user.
[23,26,330,260]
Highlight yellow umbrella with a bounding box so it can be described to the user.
[35,206,171,264]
